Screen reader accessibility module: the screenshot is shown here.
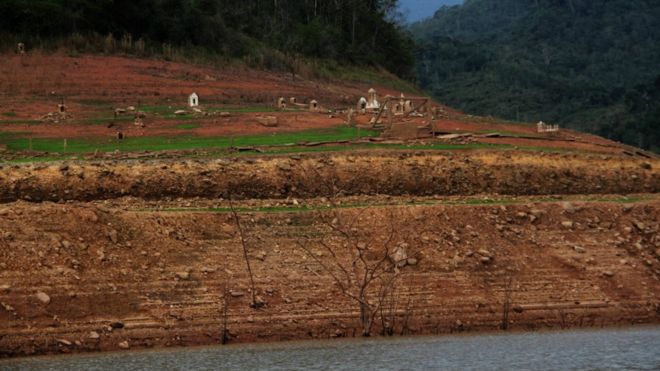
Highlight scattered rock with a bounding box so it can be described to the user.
[480,256,492,265]
[513,305,524,313]
[640,162,652,170]
[219,112,231,118]
[89,331,100,339]
[561,221,574,229]
[110,321,125,329]
[35,291,51,304]
[633,221,646,231]
[256,115,278,127]
[407,258,418,266]
[108,229,118,244]
[603,271,615,278]
[56,339,72,346]
[0,284,10,292]
[255,250,267,261]
[477,249,492,257]
[574,246,586,254]
[174,110,187,116]
[230,290,245,297]
[176,271,190,280]
[391,243,409,267]
[118,341,130,349]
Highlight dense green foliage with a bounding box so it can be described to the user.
[411,0,660,152]
[0,0,413,77]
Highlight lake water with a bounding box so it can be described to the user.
[2,327,659,370]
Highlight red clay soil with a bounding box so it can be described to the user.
[0,53,640,157]
[0,198,658,357]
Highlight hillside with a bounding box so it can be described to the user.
[0,53,658,357]
[0,0,413,78]
[411,0,660,152]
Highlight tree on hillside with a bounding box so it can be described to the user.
[0,0,414,78]
[411,0,660,152]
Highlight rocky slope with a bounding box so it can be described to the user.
[0,194,658,357]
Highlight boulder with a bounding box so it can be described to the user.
[118,341,130,349]
[108,229,118,244]
[176,271,190,280]
[56,339,72,346]
[35,291,50,304]
[89,331,100,339]
[256,115,278,127]
[391,243,408,267]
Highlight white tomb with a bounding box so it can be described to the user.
[188,93,199,107]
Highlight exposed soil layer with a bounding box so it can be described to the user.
[0,198,658,357]
[0,151,657,203]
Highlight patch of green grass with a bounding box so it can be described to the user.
[206,106,279,113]
[142,195,657,214]
[2,112,17,117]
[0,120,41,125]
[0,126,378,154]
[176,123,201,130]
[140,105,281,119]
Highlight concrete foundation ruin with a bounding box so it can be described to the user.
[537,121,560,133]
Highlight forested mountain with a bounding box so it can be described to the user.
[0,0,413,77]
[411,0,660,152]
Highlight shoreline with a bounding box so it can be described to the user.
[3,323,660,361]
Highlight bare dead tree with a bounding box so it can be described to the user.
[228,197,262,309]
[220,281,231,344]
[295,207,410,337]
[501,274,513,330]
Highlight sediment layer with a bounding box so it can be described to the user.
[0,151,658,203]
[0,198,658,357]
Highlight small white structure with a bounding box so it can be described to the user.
[17,43,25,55]
[309,100,319,112]
[537,121,560,133]
[357,97,368,112]
[277,97,287,109]
[188,93,199,107]
[366,88,380,110]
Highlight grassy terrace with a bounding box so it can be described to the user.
[137,195,656,214]
[0,126,378,154]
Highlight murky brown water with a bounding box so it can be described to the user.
[2,327,659,370]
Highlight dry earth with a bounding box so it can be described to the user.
[0,54,659,358]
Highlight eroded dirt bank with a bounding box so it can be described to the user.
[0,198,658,357]
[0,150,658,203]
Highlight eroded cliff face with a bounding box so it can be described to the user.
[0,151,657,203]
[1,197,658,357]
